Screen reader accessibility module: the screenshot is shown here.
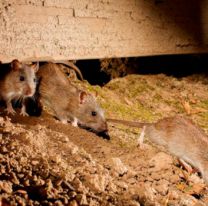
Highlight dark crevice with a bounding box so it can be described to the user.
[76,54,208,86]
[133,54,208,76]
[76,60,111,86]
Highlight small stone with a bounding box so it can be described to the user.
[84,174,108,192]
[128,177,137,184]
[10,172,19,185]
[154,179,169,195]
[76,194,88,205]
[54,200,63,206]
[170,174,180,184]
[0,165,6,174]
[51,155,62,164]
[116,181,128,190]
[2,146,8,153]
[63,137,69,143]
[145,176,154,182]
[62,181,75,191]
[61,196,69,205]
[31,160,39,166]
[73,178,85,192]
[179,194,198,206]
[168,190,180,200]
[128,200,141,206]
[151,172,161,181]
[71,146,78,155]
[68,191,77,198]
[132,182,157,204]
[36,178,45,186]
[149,152,173,172]
[188,173,204,184]
[167,200,179,206]
[23,179,30,186]
[33,175,38,181]
[0,181,13,193]
[69,200,78,206]
[109,158,128,176]
[55,179,63,186]
[16,189,27,194]
[107,181,117,193]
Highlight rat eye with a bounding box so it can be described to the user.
[33,78,37,83]
[91,111,97,116]
[19,76,25,81]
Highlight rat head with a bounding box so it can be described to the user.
[10,59,39,97]
[75,91,108,134]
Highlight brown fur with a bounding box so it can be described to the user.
[0,59,39,115]
[108,116,208,183]
[37,62,107,133]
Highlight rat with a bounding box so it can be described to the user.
[37,62,108,136]
[0,59,39,116]
[108,116,208,183]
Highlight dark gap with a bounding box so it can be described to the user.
[76,60,111,86]
[134,54,208,76]
[76,54,208,86]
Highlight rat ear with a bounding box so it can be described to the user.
[79,91,88,104]
[11,59,22,70]
[31,62,39,72]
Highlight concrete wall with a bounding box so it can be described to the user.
[0,0,208,62]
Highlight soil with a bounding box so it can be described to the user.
[0,73,208,206]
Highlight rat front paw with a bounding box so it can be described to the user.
[20,105,29,116]
[20,110,29,117]
[60,119,68,124]
[5,107,16,115]
[71,118,78,127]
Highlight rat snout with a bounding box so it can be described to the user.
[98,121,108,133]
[97,129,110,140]
[92,121,108,133]
[78,119,110,139]
[97,122,110,140]
[24,85,33,97]
[25,87,32,96]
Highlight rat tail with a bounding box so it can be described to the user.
[107,118,150,128]
[53,60,84,81]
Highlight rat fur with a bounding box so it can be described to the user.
[37,62,108,134]
[0,59,39,116]
[108,116,208,183]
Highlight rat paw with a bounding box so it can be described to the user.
[71,118,78,127]
[20,105,29,116]
[179,158,194,174]
[60,119,68,124]
[20,110,29,117]
[5,107,16,115]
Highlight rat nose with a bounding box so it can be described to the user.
[98,130,110,140]
[24,85,32,96]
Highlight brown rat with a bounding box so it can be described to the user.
[108,116,208,183]
[0,59,39,116]
[37,62,108,135]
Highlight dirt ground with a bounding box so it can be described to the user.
[0,73,208,206]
